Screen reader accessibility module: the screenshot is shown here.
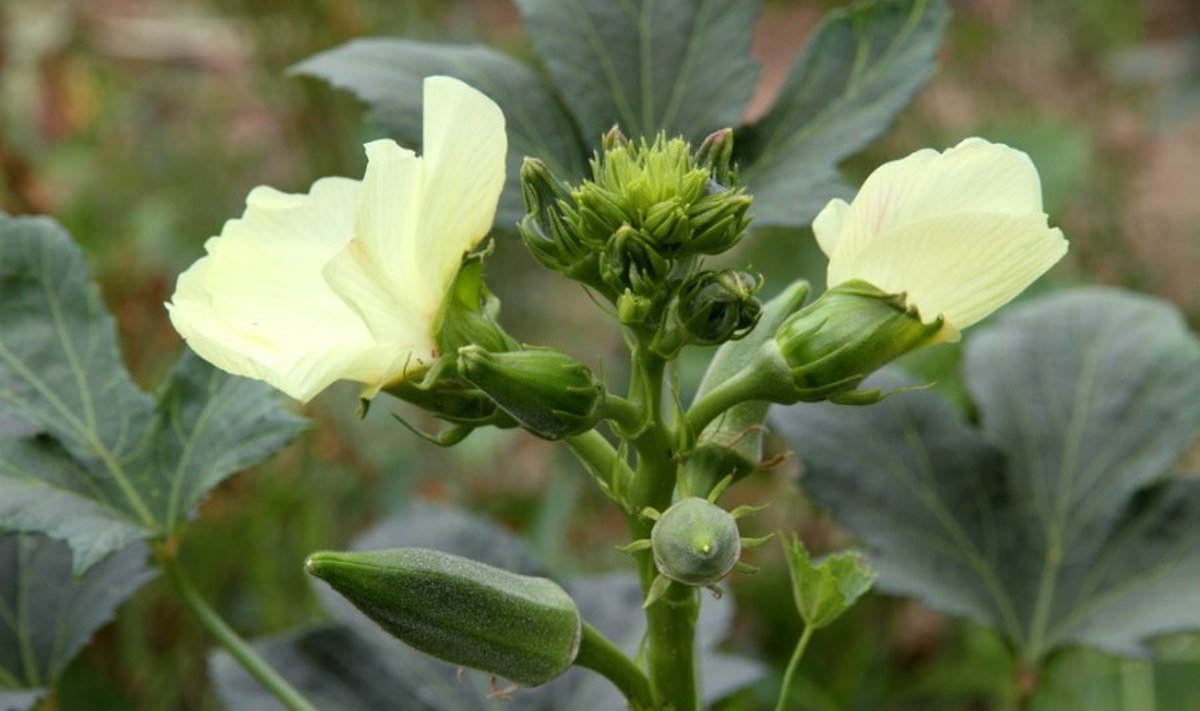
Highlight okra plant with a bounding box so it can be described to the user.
[165,74,1067,709]
[4,1,1200,710]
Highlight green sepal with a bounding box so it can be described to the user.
[457,345,606,440]
[780,534,875,629]
[616,538,652,553]
[642,574,673,609]
[434,248,519,357]
[384,356,518,430]
[305,547,582,687]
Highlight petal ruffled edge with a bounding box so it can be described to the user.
[829,212,1068,331]
[832,139,1046,271]
[167,174,413,402]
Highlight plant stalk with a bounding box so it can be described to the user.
[157,545,319,711]
[575,621,655,710]
[626,341,700,710]
[774,624,814,711]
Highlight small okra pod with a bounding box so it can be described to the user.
[305,547,581,687]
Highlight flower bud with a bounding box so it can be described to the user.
[694,128,735,185]
[642,199,692,251]
[672,270,763,347]
[600,225,671,295]
[651,497,741,587]
[306,548,581,687]
[518,158,593,276]
[774,280,946,403]
[457,345,605,440]
[601,124,629,152]
[684,189,753,255]
[617,290,655,326]
[567,133,753,262]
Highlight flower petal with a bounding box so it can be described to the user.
[828,212,1067,331]
[419,75,507,290]
[812,198,849,258]
[322,77,506,371]
[322,139,434,361]
[833,139,1045,266]
[167,176,406,402]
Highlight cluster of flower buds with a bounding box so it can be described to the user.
[518,128,753,330]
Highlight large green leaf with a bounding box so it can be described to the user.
[514,0,761,146]
[772,288,1200,663]
[291,39,586,228]
[211,503,762,709]
[0,533,153,710]
[738,0,949,227]
[0,214,306,573]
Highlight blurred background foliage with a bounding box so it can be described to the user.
[1,0,1199,709]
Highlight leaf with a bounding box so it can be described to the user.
[781,535,875,629]
[0,213,307,572]
[291,39,586,228]
[514,0,761,146]
[0,533,154,707]
[212,503,764,709]
[771,288,1200,663]
[145,350,309,532]
[737,0,949,227]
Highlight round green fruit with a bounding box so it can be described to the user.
[650,497,741,586]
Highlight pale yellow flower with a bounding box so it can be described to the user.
[812,137,1067,339]
[167,76,506,402]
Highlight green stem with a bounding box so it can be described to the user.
[565,430,635,502]
[604,394,647,435]
[624,341,700,710]
[641,572,699,709]
[158,547,318,711]
[685,357,779,436]
[575,621,654,710]
[774,624,815,711]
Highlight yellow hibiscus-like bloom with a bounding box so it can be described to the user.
[167,76,506,402]
[812,137,1068,340]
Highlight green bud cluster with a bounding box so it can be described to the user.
[517,128,752,327]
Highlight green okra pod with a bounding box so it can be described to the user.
[305,547,581,687]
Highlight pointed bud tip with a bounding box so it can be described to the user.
[520,156,549,175]
[602,124,629,151]
[304,551,338,579]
